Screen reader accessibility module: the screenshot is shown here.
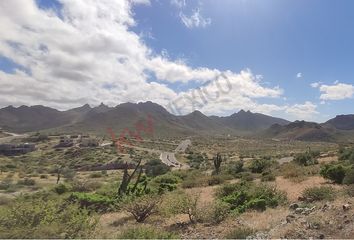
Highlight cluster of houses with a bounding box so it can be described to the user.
[0,134,100,156]
[55,135,99,148]
[0,143,36,156]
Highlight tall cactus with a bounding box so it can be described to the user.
[118,158,142,196]
[213,153,222,175]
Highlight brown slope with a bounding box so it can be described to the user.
[263,120,336,142]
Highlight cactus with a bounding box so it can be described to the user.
[118,158,147,196]
[214,153,222,175]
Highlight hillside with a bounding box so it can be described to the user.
[211,110,290,134]
[264,121,336,142]
[324,114,354,130]
[1,102,354,141]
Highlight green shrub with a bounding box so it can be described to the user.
[152,174,180,194]
[207,175,226,186]
[160,190,199,223]
[0,180,12,190]
[217,182,287,213]
[249,158,269,173]
[186,152,207,169]
[197,201,230,224]
[40,174,48,179]
[320,164,346,184]
[343,168,354,185]
[228,161,244,176]
[225,226,254,239]
[16,178,36,186]
[301,186,335,202]
[0,197,97,238]
[53,183,70,195]
[339,148,354,162]
[238,172,255,182]
[117,225,178,239]
[261,171,276,182]
[294,151,320,166]
[68,192,116,212]
[62,168,76,180]
[145,159,170,177]
[181,172,209,188]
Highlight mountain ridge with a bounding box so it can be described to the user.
[0,102,353,141]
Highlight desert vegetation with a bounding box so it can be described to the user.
[0,133,353,239]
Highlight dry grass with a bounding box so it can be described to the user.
[275,176,342,202]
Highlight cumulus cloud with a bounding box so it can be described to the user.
[296,72,302,78]
[312,82,354,100]
[0,0,281,111]
[0,0,319,121]
[285,101,319,120]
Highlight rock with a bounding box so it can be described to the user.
[289,203,299,210]
[295,207,315,215]
[286,214,296,223]
[295,207,305,214]
[298,196,306,201]
[343,204,351,211]
[319,234,325,239]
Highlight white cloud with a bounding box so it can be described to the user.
[179,8,211,29]
[285,101,318,120]
[296,72,302,78]
[310,82,320,88]
[170,0,185,8]
[0,0,316,121]
[312,82,354,100]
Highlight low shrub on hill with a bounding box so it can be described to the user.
[0,196,97,238]
[186,152,207,169]
[320,164,346,184]
[339,147,354,162]
[227,161,244,176]
[217,181,287,213]
[294,150,320,166]
[145,159,170,177]
[68,192,116,213]
[152,173,180,194]
[249,158,270,173]
[301,186,336,202]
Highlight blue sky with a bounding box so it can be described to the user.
[0,0,353,122]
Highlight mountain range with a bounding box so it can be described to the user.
[0,101,353,142]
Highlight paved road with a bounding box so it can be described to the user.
[174,139,191,153]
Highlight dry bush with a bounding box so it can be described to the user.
[280,163,307,182]
[123,195,161,223]
[160,190,200,223]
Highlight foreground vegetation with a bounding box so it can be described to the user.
[0,134,353,238]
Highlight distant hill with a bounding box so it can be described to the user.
[0,102,353,141]
[0,105,72,133]
[211,110,290,134]
[263,120,336,142]
[324,114,354,130]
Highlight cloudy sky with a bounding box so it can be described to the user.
[0,0,353,122]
